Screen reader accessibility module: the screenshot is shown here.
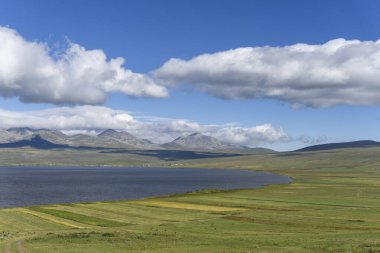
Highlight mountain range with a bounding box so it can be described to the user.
[1,128,378,152]
[0,128,266,152]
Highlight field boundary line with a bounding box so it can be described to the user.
[17,209,86,229]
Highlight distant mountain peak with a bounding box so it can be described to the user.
[189,132,202,137]
[7,127,36,135]
[98,129,135,139]
[162,132,244,151]
[97,129,157,149]
[98,129,119,136]
[174,132,203,141]
[7,127,35,131]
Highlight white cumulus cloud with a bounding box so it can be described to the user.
[0,26,168,105]
[214,124,288,146]
[155,38,380,107]
[0,106,137,130]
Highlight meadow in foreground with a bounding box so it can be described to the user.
[1,148,380,253]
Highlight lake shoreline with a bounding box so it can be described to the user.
[0,166,291,209]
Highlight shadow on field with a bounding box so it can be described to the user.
[101,149,245,161]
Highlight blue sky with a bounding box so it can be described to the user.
[0,0,379,150]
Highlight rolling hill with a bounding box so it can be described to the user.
[296,140,380,152]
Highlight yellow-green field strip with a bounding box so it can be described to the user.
[133,200,246,211]
[15,209,85,229]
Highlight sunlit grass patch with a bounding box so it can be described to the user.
[133,200,246,212]
[27,207,129,227]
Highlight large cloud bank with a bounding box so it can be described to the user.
[0,106,287,146]
[0,26,167,105]
[155,38,380,107]
[2,25,380,108]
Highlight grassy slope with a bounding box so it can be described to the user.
[0,148,163,167]
[1,148,380,252]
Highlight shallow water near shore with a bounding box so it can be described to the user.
[0,166,291,208]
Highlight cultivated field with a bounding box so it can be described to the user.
[1,148,380,252]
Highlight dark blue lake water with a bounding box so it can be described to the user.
[0,166,291,208]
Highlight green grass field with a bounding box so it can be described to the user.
[1,148,380,252]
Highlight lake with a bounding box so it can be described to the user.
[0,166,291,208]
